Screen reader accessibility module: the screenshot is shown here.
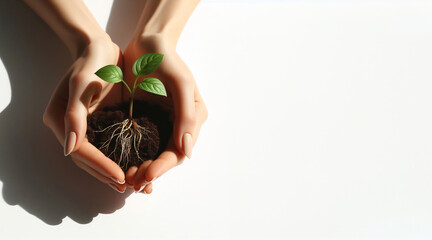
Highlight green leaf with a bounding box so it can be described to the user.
[95,65,123,83]
[132,53,164,77]
[138,77,167,96]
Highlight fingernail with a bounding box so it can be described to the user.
[64,132,76,156]
[139,185,150,194]
[134,177,157,193]
[138,184,146,193]
[110,177,125,185]
[183,133,193,159]
[108,183,124,193]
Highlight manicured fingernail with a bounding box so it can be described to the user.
[134,177,157,193]
[138,184,146,193]
[183,133,193,159]
[139,185,151,194]
[108,183,124,193]
[110,177,125,185]
[64,132,76,156]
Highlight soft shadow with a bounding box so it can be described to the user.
[0,0,145,225]
[106,0,147,50]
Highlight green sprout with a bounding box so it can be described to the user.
[92,53,167,168]
[95,53,167,119]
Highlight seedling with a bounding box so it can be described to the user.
[94,53,167,167]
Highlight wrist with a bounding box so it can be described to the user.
[131,33,177,51]
[136,31,177,48]
[132,0,200,49]
[66,30,112,60]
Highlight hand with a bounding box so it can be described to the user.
[43,39,128,193]
[123,34,208,193]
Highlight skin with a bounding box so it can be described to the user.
[24,0,207,194]
[124,0,207,193]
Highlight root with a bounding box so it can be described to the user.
[96,118,157,170]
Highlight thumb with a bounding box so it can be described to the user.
[173,83,196,159]
[63,80,89,156]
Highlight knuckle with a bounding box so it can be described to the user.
[64,110,78,123]
[182,114,197,127]
[70,73,90,86]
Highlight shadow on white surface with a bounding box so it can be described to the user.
[106,0,147,51]
[0,0,145,225]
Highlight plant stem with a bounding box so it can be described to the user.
[128,75,141,119]
[129,96,134,119]
[121,80,132,94]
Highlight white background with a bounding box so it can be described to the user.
[1,0,432,239]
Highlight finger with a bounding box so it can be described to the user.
[141,183,153,194]
[134,141,184,191]
[64,73,93,156]
[72,140,125,184]
[72,158,114,184]
[171,79,196,159]
[190,86,208,144]
[73,159,127,193]
[126,166,138,189]
[147,147,184,179]
[107,183,126,193]
[133,160,153,192]
[45,74,125,186]
[110,182,127,193]
[43,71,70,143]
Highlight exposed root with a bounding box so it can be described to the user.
[95,118,157,170]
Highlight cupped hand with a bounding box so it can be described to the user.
[123,34,208,193]
[43,39,128,193]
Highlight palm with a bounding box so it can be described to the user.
[43,41,128,191]
[121,36,197,192]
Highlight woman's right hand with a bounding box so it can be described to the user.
[122,34,208,194]
[42,38,128,193]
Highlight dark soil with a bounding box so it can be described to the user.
[87,100,172,172]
